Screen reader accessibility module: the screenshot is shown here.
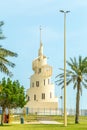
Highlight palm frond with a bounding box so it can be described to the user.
[55,78,63,83]
[81,81,87,89]
[83,57,87,62]
[55,80,64,89]
[66,70,75,77]
[73,82,77,89]
[0,22,18,77]
[67,57,79,74]
[84,79,87,82]
[66,61,73,68]
[67,61,77,72]
[58,80,64,86]
[82,66,87,73]
[0,57,15,67]
[70,57,78,67]
[0,47,18,57]
[66,79,72,86]
[56,73,64,78]
[74,57,78,66]
[79,56,82,67]
[0,63,13,77]
[0,21,4,26]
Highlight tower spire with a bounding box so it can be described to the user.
[40,25,42,44]
[40,25,42,45]
[38,26,43,57]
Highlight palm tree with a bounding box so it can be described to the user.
[0,21,18,77]
[55,56,87,124]
[0,21,18,125]
[0,46,17,77]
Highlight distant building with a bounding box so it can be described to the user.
[25,29,58,114]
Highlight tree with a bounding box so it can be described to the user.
[55,56,87,124]
[0,77,27,125]
[0,21,18,77]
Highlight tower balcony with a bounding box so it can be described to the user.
[32,59,39,70]
[42,65,52,77]
[32,57,47,71]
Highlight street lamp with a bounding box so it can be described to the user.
[59,10,70,127]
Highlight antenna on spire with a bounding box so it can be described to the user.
[38,25,43,57]
[40,25,42,45]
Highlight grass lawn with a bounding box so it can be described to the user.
[0,115,87,130]
[0,123,87,130]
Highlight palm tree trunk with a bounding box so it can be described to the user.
[1,107,5,125]
[75,81,80,124]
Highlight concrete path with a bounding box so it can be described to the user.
[11,120,63,124]
[39,120,63,124]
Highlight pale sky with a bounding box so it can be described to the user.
[0,0,87,109]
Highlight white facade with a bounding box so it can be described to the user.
[25,38,58,114]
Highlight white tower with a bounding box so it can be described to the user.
[26,28,58,114]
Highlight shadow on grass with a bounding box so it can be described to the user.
[0,124,13,127]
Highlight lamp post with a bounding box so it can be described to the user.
[59,10,70,127]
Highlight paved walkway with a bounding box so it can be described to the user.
[39,120,63,124]
[11,120,63,124]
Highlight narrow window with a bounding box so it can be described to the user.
[32,82,34,87]
[50,92,52,98]
[42,93,45,99]
[34,94,36,100]
[38,68,41,73]
[36,81,39,87]
[44,79,45,86]
[48,79,50,84]
[28,96,30,101]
